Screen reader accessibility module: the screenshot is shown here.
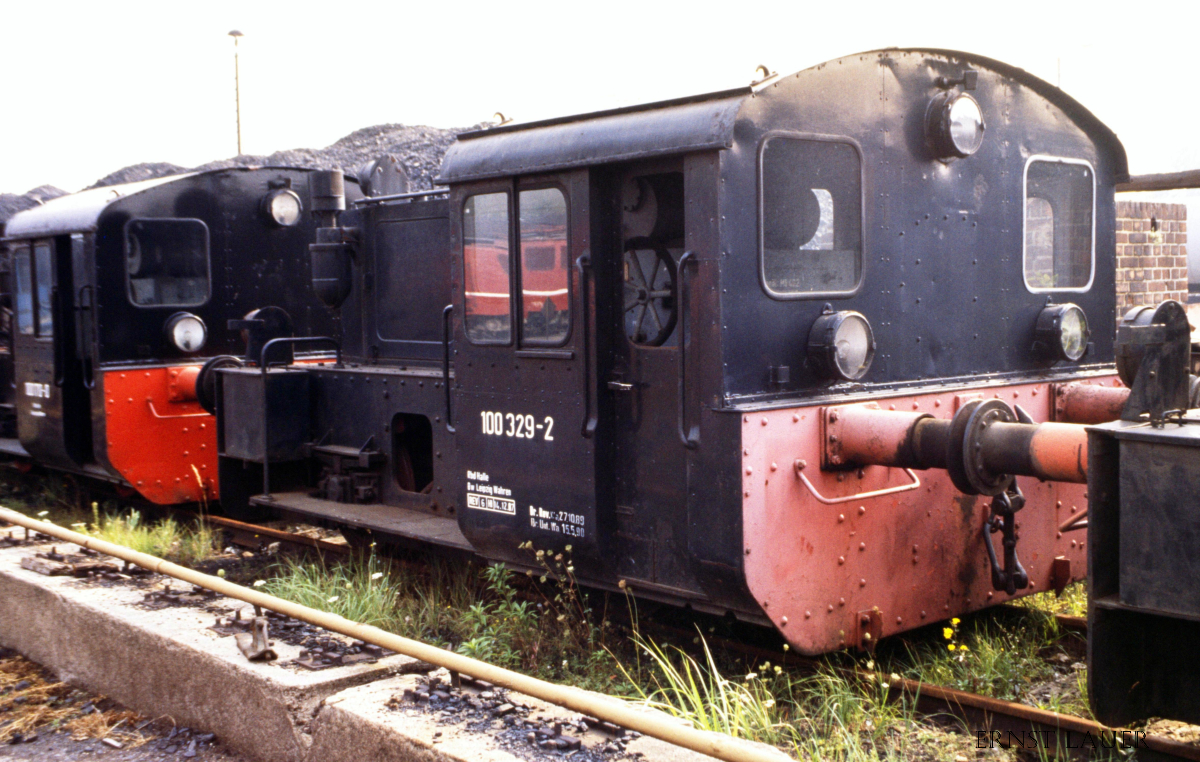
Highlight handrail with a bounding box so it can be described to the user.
[576,254,596,438]
[147,400,210,420]
[77,285,96,390]
[676,252,699,449]
[441,305,455,433]
[51,287,64,388]
[796,465,921,505]
[259,336,341,372]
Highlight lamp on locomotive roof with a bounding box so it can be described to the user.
[228,30,244,156]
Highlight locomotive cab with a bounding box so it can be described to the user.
[0,168,361,503]
[436,49,1127,652]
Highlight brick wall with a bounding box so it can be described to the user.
[1115,201,1188,315]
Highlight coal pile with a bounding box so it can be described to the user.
[0,185,67,227]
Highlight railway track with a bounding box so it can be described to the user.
[199,511,1194,762]
[1,492,1193,762]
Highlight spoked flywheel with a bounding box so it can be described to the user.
[622,237,678,346]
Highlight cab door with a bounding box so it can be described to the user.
[452,172,599,563]
[12,236,93,467]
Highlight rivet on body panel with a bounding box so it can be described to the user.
[837,514,845,523]
[838,556,846,565]
[827,604,834,612]
[792,414,800,422]
[804,611,811,619]
[745,467,753,475]
[761,417,768,426]
[896,617,902,625]
[859,542,866,551]
[858,506,866,516]
[838,598,846,606]
[770,462,778,472]
[859,579,866,587]
[920,610,927,619]
[780,616,788,626]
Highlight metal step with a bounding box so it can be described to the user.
[248,491,474,553]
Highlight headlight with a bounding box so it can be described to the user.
[808,310,876,381]
[263,189,303,227]
[1034,304,1089,362]
[927,92,985,158]
[166,312,207,353]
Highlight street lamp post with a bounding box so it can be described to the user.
[229,30,244,156]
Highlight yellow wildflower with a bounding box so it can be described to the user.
[943,627,954,640]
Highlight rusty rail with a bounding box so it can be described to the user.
[0,507,791,762]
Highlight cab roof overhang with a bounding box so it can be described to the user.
[436,88,749,184]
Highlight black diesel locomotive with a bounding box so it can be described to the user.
[216,49,1131,655]
[0,167,365,504]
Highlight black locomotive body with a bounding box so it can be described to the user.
[217,49,1128,653]
[0,168,362,504]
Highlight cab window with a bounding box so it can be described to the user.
[519,188,569,345]
[125,218,211,307]
[760,136,863,297]
[13,246,33,336]
[462,193,512,344]
[34,243,53,336]
[1024,158,1094,292]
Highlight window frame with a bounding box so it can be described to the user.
[460,185,515,346]
[459,180,573,348]
[1022,155,1096,295]
[515,181,572,349]
[123,217,213,309]
[757,131,867,301]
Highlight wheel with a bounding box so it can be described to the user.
[622,237,677,346]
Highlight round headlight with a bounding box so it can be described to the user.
[166,312,207,353]
[263,189,303,227]
[1034,304,1089,362]
[927,92,985,158]
[808,310,876,381]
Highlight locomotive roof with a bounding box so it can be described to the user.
[2,166,327,239]
[4,172,197,239]
[438,48,1128,184]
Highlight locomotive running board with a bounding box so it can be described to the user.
[248,492,475,554]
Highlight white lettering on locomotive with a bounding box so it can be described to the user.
[466,477,516,515]
[479,411,554,441]
[23,382,49,399]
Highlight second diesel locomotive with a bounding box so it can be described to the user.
[0,167,365,504]
[214,49,1133,654]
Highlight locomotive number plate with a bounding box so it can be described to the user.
[479,411,555,441]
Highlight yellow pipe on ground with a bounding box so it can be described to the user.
[0,507,792,762]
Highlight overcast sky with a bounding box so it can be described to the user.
[4,1,1199,195]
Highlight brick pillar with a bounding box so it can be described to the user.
[1115,201,1188,315]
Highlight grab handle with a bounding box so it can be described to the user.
[795,464,921,505]
[676,252,698,449]
[442,305,455,433]
[576,254,597,438]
